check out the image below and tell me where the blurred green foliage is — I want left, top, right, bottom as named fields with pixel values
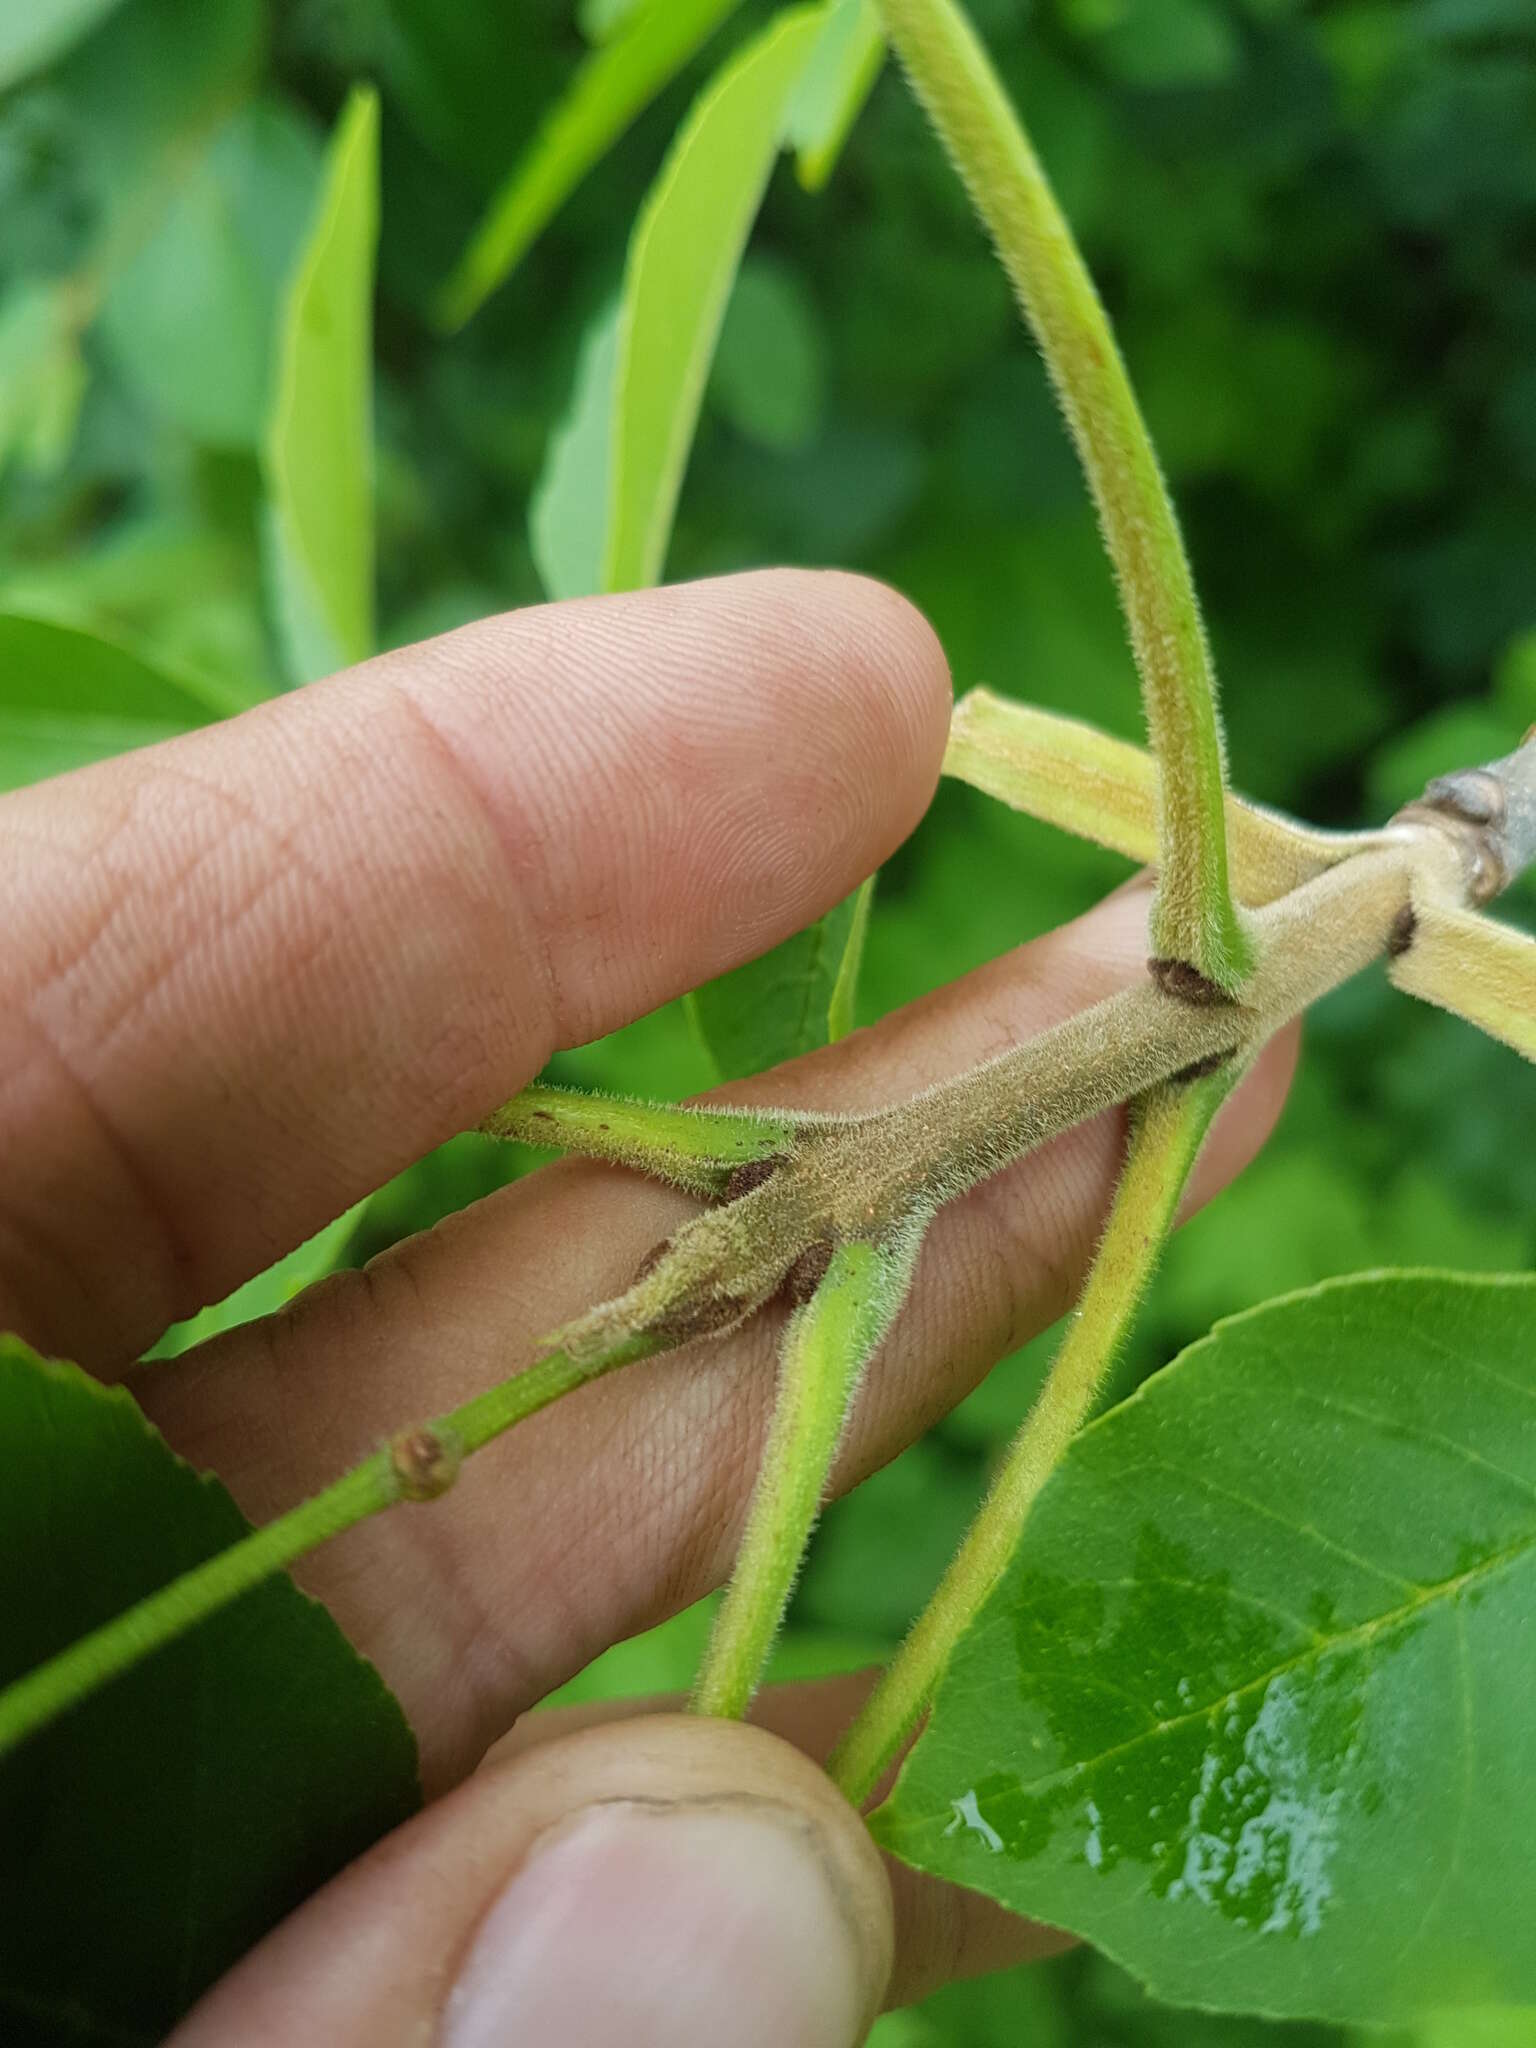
left=3, top=0, right=1534, bottom=2037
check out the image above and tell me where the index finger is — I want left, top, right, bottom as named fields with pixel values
left=0, top=572, right=949, bottom=1368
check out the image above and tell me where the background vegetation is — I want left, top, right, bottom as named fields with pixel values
left=2, top=0, right=1534, bottom=2039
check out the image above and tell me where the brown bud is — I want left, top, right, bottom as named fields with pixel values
left=648, top=1291, right=751, bottom=1345
left=1170, top=1049, right=1231, bottom=1085
left=632, top=1239, right=671, bottom=1286
left=1148, top=957, right=1231, bottom=1006
left=722, top=1156, right=779, bottom=1202
left=390, top=1425, right=461, bottom=1503
left=781, top=1239, right=835, bottom=1307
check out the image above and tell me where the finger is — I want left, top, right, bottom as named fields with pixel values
left=170, top=1715, right=895, bottom=2048
left=0, top=571, right=950, bottom=1368
left=489, top=1674, right=1075, bottom=2009
left=138, top=880, right=1298, bottom=1789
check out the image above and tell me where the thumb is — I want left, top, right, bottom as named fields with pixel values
left=170, top=1713, right=895, bottom=2048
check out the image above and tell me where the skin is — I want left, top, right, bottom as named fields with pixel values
left=0, top=571, right=1294, bottom=2043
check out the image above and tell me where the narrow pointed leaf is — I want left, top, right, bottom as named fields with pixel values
left=0, top=1335, right=419, bottom=2043
left=873, top=1271, right=1536, bottom=2025
left=827, top=873, right=876, bottom=1039
left=1391, top=899, right=1536, bottom=1063
left=434, top=0, right=746, bottom=329
left=604, top=6, right=825, bottom=592
left=786, top=0, right=884, bottom=191
left=147, top=1201, right=368, bottom=1361
left=262, top=86, right=378, bottom=686
left=529, top=297, right=621, bottom=602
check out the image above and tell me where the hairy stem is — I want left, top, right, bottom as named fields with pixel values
left=0, top=815, right=1433, bottom=1754
left=830, top=1066, right=1233, bottom=1805
left=0, top=1338, right=659, bottom=1757
left=874, top=0, right=1247, bottom=990
left=944, top=691, right=1397, bottom=910
left=692, top=1227, right=925, bottom=1719
left=483, top=1082, right=795, bottom=1196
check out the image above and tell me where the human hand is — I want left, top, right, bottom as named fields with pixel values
left=1, top=571, right=1294, bottom=2045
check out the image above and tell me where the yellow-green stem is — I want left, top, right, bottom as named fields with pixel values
left=874, top=0, right=1248, bottom=991
left=830, top=1068, right=1231, bottom=1804
left=0, top=1337, right=657, bottom=1758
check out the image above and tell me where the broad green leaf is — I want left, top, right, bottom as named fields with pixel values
left=604, top=5, right=826, bottom=591
left=99, top=101, right=322, bottom=450
left=0, top=0, right=128, bottom=93
left=874, top=1272, right=1536, bottom=2025
left=1389, top=2013, right=1536, bottom=2048
left=0, top=1335, right=419, bottom=2043
left=687, top=880, right=870, bottom=1081
left=434, top=0, right=747, bottom=329
left=0, top=613, right=246, bottom=794
left=529, top=296, right=621, bottom=601
left=709, top=253, right=827, bottom=451
left=786, top=0, right=884, bottom=191
left=262, top=86, right=378, bottom=686
left=146, top=1201, right=367, bottom=1362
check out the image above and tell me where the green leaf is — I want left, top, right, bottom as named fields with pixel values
left=827, top=872, right=875, bottom=1039
left=0, top=612, right=244, bottom=794
left=604, top=5, right=827, bottom=591
left=0, top=1335, right=419, bottom=2044
left=146, top=1201, right=367, bottom=1362
left=529, top=296, right=621, bottom=602
left=58, top=0, right=263, bottom=236
left=874, top=1271, right=1536, bottom=2025
left=786, top=0, right=884, bottom=191
left=99, top=100, right=322, bottom=450
left=687, top=881, right=872, bottom=1081
left=0, top=520, right=277, bottom=705
left=709, top=253, right=827, bottom=451
left=0, top=0, right=128, bottom=93
left=434, top=0, right=748, bottom=329
left=262, top=86, right=378, bottom=686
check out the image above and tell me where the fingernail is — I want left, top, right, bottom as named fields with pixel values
left=443, top=1799, right=873, bottom=2048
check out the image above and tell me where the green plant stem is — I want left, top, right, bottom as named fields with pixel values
left=829, top=1067, right=1232, bottom=1805
left=0, top=1339, right=657, bottom=1757
left=483, top=1082, right=796, bottom=1196
left=692, top=1230, right=923, bottom=1718
left=874, top=0, right=1247, bottom=991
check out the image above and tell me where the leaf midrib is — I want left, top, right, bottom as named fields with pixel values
left=891, top=1526, right=1533, bottom=1827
